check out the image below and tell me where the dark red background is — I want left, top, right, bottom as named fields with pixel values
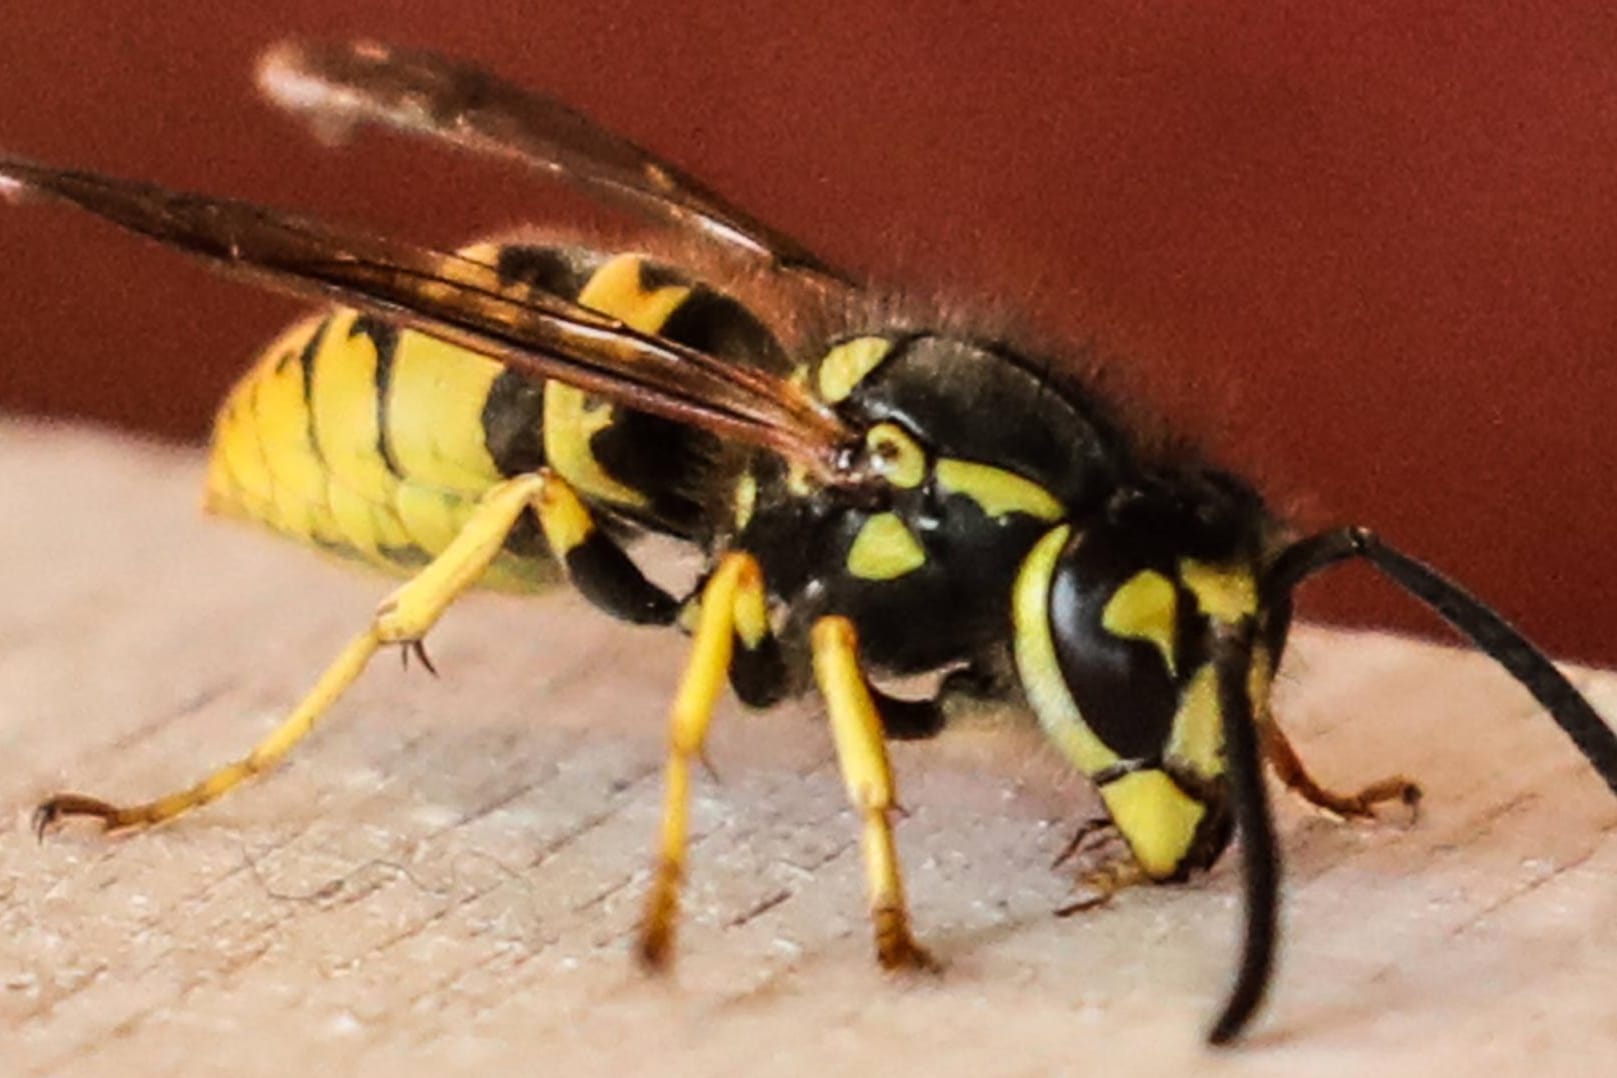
left=1, top=3, right=1613, bottom=665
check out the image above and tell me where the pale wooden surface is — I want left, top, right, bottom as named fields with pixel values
left=2, top=421, right=1616, bottom=1077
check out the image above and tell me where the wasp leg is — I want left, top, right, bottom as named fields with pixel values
left=1048, top=820, right=1147, bottom=917
left=1053, top=855, right=1152, bottom=918
left=638, top=552, right=765, bottom=968
left=811, top=616, right=937, bottom=971
left=1260, top=718, right=1421, bottom=820
left=724, top=591, right=788, bottom=710
left=549, top=499, right=679, bottom=627
left=34, top=471, right=667, bottom=836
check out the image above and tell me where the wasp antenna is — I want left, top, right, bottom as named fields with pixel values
left=1266, top=527, right=1617, bottom=796
left=1206, top=621, right=1280, bottom=1046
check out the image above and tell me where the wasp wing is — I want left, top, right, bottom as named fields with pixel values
left=0, top=156, right=862, bottom=485
left=256, top=39, right=851, bottom=290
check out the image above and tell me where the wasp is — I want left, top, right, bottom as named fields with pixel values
left=5, top=40, right=1615, bottom=1045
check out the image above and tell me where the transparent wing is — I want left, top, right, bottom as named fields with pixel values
left=257, top=39, right=853, bottom=289
left=0, top=156, right=865, bottom=486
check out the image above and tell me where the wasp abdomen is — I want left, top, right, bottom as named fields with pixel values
left=204, top=304, right=563, bottom=589
left=204, top=244, right=788, bottom=587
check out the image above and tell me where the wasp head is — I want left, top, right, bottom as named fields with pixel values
left=1012, top=467, right=1282, bottom=880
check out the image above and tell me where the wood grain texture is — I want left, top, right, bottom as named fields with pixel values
left=3, top=422, right=1616, bottom=1076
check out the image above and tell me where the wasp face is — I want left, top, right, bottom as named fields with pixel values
left=1013, top=472, right=1279, bottom=879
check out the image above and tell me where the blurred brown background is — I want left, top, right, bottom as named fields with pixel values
left=0, top=2, right=1613, bottom=666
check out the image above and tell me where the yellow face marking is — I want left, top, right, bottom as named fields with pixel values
left=1101, top=570, right=1179, bottom=676
left=846, top=512, right=927, bottom=581
left=1179, top=559, right=1258, bottom=623
left=1011, top=526, right=1120, bottom=776
left=865, top=423, right=927, bottom=489
left=1098, top=770, right=1207, bottom=880
left=816, top=336, right=894, bottom=403
left=1166, top=665, right=1226, bottom=780
left=934, top=458, right=1064, bottom=521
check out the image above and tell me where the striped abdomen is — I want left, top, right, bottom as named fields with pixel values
left=204, top=245, right=788, bottom=589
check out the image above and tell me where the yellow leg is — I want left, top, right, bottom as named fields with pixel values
left=811, top=616, right=936, bottom=971
left=638, top=551, right=764, bottom=969
left=35, top=472, right=574, bottom=836
left=1261, top=718, right=1421, bottom=820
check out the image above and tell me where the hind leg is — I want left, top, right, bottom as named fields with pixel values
left=34, top=471, right=674, bottom=836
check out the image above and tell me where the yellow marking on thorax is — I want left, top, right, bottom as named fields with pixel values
left=1098, top=770, right=1206, bottom=880
left=935, top=458, right=1064, bottom=521
left=1166, top=665, right=1225, bottom=780
left=1101, top=570, right=1179, bottom=676
left=1180, top=559, right=1257, bottom=622
left=543, top=254, right=689, bottom=508
left=846, top=513, right=927, bottom=581
left=1011, top=526, right=1120, bottom=775
left=733, top=474, right=758, bottom=530
left=786, top=461, right=816, bottom=497
left=865, top=423, right=926, bottom=488
left=817, top=336, right=894, bottom=403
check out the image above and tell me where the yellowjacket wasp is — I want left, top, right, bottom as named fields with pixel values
left=4, top=40, right=1614, bottom=1044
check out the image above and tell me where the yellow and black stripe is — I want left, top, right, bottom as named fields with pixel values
left=18, top=47, right=1617, bottom=1050
left=205, top=244, right=788, bottom=588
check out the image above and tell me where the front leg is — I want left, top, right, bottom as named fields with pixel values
left=1048, top=821, right=1152, bottom=917
left=34, top=471, right=648, bottom=835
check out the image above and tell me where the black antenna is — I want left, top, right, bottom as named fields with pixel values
left=1206, top=620, right=1279, bottom=1045
left=1266, top=527, right=1617, bottom=795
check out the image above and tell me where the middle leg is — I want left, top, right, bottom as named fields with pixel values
left=811, top=615, right=936, bottom=971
